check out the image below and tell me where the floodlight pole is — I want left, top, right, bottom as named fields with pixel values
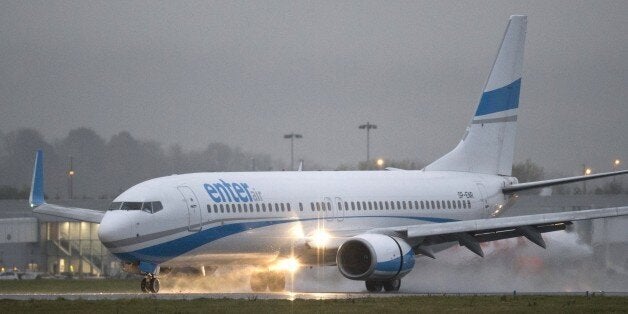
left=359, top=122, right=377, bottom=162
left=284, top=133, right=303, bottom=171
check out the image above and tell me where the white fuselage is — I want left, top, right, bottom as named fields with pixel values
left=97, top=170, right=516, bottom=268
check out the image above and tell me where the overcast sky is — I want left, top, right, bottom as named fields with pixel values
left=1, top=1, right=626, bottom=175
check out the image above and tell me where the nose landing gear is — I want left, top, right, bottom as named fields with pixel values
left=141, top=275, right=160, bottom=293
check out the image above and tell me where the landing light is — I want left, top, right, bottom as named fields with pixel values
left=310, top=229, right=331, bottom=248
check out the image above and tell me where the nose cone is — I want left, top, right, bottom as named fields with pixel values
left=98, top=211, right=132, bottom=248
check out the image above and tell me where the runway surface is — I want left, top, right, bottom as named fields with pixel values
left=1, top=291, right=626, bottom=301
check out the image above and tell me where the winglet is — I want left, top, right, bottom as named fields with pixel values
left=297, top=160, right=303, bottom=171
left=29, top=150, right=45, bottom=207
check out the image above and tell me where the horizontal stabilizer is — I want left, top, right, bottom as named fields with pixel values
left=503, top=169, right=628, bottom=193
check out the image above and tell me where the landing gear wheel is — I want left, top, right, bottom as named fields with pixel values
left=250, top=272, right=267, bottom=292
left=140, top=277, right=149, bottom=293
left=149, top=277, right=160, bottom=293
left=268, top=271, right=286, bottom=292
left=383, top=278, right=401, bottom=292
left=365, top=281, right=383, bottom=292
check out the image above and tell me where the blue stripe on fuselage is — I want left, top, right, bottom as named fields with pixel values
left=112, top=216, right=456, bottom=264
left=474, top=79, right=521, bottom=116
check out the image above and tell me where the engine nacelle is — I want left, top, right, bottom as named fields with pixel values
left=336, top=234, right=415, bottom=281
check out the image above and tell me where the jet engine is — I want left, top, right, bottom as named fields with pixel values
left=336, top=234, right=415, bottom=281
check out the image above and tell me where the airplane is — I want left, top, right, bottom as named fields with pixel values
left=28, top=15, right=627, bottom=294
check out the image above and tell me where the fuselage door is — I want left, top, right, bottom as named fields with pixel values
left=178, top=186, right=202, bottom=232
left=323, top=197, right=334, bottom=221
left=475, top=182, right=489, bottom=217
left=335, top=197, right=344, bottom=222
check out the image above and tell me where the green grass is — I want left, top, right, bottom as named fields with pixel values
left=0, top=296, right=626, bottom=313
left=0, top=281, right=626, bottom=313
left=0, top=279, right=138, bottom=293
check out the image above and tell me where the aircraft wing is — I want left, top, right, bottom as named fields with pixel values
left=370, top=206, right=628, bottom=257
left=33, top=203, right=105, bottom=223
left=29, top=150, right=105, bottom=224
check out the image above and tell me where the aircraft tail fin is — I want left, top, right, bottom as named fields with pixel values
left=425, top=15, right=526, bottom=176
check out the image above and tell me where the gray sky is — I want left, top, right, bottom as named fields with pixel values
left=1, top=1, right=626, bottom=175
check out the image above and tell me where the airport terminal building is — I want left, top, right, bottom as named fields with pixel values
left=0, top=200, right=120, bottom=277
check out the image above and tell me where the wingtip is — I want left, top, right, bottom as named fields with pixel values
left=29, top=149, right=45, bottom=207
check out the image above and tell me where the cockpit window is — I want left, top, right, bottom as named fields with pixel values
left=141, top=202, right=152, bottom=213
left=108, top=202, right=122, bottom=211
left=109, top=201, right=164, bottom=213
left=121, top=202, right=142, bottom=211
left=151, top=201, right=163, bottom=213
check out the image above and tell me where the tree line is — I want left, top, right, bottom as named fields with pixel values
left=0, top=128, right=278, bottom=200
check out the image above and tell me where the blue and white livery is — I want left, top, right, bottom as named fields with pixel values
left=29, top=15, right=628, bottom=293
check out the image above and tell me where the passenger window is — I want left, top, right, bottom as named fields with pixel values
left=362, top=202, right=367, bottom=210
left=447, top=200, right=451, bottom=209
left=402, top=201, right=407, bottom=209
left=373, top=202, right=378, bottom=210
left=385, top=201, right=389, bottom=210
left=368, top=202, right=373, bottom=210
left=311, top=202, right=315, bottom=211
left=430, top=201, right=435, bottom=209
left=344, top=202, right=349, bottom=210
left=316, top=203, right=321, bottom=211
left=351, top=202, right=356, bottom=210
left=299, top=203, right=303, bottom=211
left=452, top=201, right=456, bottom=209
left=275, top=203, right=280, bottom=212
left=232, top=204, right=237, bottom=213
left=436, top=201, right=440, bottom=210
left=467, top=200, right=471, bottom=208
left=396, top=201, right=400, bottom=209
left=108, top=202, right=122, bottom=211
left=414, top=201, right=419, bottom=209
left=287, top=203, right=291, bottom=212
left=281, top=203, right=285, bottom=212
left=357, top=202, right=361, bottom=210
left=379, top=201, right=383, bottom=210
left=457, top=200, right=462, bottom=209
left=238, top=204, right=242, bottom=213
left=262, top=203, right=266, bottom=212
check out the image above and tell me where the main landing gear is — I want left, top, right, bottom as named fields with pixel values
left=250, top=270, right=286, bottom=292
left=141, top=275, right=160, bottom=293
left=365, top=278, right=401, bottom=293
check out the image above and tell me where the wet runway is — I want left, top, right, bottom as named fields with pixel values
left=2, top=291, right=626, bottom=301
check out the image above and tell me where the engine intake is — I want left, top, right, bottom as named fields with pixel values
left=336, top=234, right=415, bottom=281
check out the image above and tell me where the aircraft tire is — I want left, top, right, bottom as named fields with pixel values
left=149, top=277, right=160, bottom=293
left=268, top=271, right=286, bottom=292
left=365, top=281, right=383, bottom=292
left=383, top=278, right=401, bottom=292
left=250, top=272, right=267, bottom=292
left=141, top=278, right=149, bottom=293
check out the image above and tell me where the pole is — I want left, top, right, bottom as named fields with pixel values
left=359, top=122, right=377, bottom=163
left=68, top=156, right=74, bottom=200
left=284, top=133, right=302, bottom=171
